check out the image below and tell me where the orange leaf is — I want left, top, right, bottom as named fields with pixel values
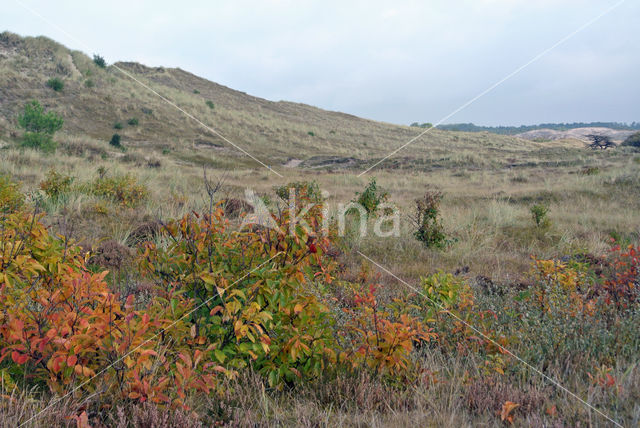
left=67, top=355, right=78, bottom=367
left=11, top=351, right=28, bottom=365
left=500, top=401, right=519, bottom=423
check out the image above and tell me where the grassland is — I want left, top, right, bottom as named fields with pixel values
left=1, top=31, right=640, bottom=426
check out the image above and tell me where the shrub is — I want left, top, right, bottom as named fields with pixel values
left=354, top=178, right=388, bottom=215
left=109, top=133, right=123, bottom=149
left=205, top=101, right=214, bottom=109
left=193, top=89, right=200, bottom=94
left=307, top=131, right=315, bottom=137
left=580, top=166, right=600, bottom=176
left=17, top=100, right=63, bottom=152
left=274, top=180, right=323, bottom=204
left=340, top=281, right=436, bottom=376
left=45, top=77, right=64, bottom=92
left=84, top=79, right=94, bottom=88
left=127, top=118, right=139, bottom=126
left=412, top=191, right=447, bottom=248
left=140, top=193, right=338, bottom=388
left=530, top=204, right=550, bottom=228
left=0, top=200, right=221, bottom=407
left=39, top=168, right=74, bottom=200
left=90, top=173, right=148, bottom=207
left=622, top=131, right=640, bottom=148
left=114, top=122, right=123, bottom=130
left=93, top=54, right=106, bottom=68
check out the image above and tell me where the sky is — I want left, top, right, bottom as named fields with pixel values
left=2, top=0, right=639, bottom=126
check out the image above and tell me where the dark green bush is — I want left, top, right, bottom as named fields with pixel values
left=113, top=122, right=123, bottom=130
left=93, top=54, right=106, bottom=68
left=127, top=118, right=139, bottom=126
left=45, top=77, right=64, bottom=92
left=205, top=100, right=214, bottom=109
left=109, top=133, right=122, bottom=149
left=84, top=79, right=95, bottom=88
left=307, top=131, right=315, bottom=137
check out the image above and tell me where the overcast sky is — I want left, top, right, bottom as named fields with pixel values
left=2, top=0, right=639, bottom=126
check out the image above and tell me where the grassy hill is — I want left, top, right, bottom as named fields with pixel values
left=1, top=31, right=562, bottom=171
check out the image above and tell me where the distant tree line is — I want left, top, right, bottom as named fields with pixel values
left=409, top=122, right=640, bottom=134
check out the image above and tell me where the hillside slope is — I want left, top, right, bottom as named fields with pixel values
left=0, top=31, right=551, bottom=170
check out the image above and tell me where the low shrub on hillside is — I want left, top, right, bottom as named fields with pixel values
left=128, top=118, right=139, bottom=126
left=109, top=133, right=123, bottom=148
left=45, top=77, right=64, bottom=92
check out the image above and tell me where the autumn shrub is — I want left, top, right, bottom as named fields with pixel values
left=90, top=173, right=149, bottom=207
left=481, top=251, right=640, bottom=373
left=139, top=189, right=338, bottom=388
left=39, top=168, right=74, bottom=200
left=338, top=281, right=436, bottom=377
left=0, top=194, right=227, bottom=407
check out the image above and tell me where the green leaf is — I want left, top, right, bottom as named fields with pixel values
left=214, top=349, right=226, bottom=363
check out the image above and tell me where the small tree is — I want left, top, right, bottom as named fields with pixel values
left=412, top=190, right=447, bottom=249
left=530, top=204, right=550, bottom=228
left=17, top=100, right=63, bottom=152
left=355, top=178, right=388, bottom=215
left=93, top=54, right=106, bottom=68
left=586, top=134, right=616, bottom=150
